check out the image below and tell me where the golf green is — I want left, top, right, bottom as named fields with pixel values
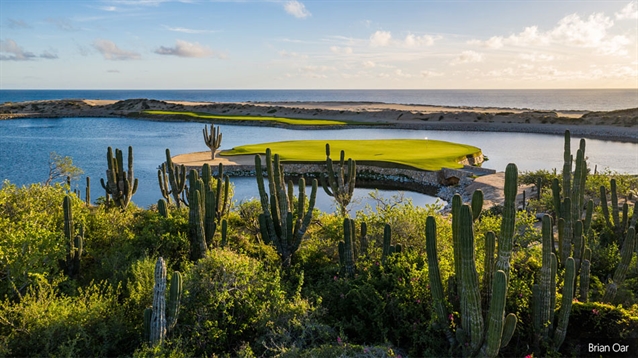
left=221, top=139, right=482, bottom=171
left=142, top=110, right=351, bottom=126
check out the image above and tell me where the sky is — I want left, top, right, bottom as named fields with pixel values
left=0, top=0, right=636, bottom=89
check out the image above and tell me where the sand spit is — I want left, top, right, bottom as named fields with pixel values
left=1, top=98, right=636, bottom=142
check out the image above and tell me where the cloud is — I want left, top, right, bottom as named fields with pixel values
left=394, top=69, right=412, bottom=78
left=93, top=39, right=141, bottom=60
left=46, top=18, right=78, bottom=31
left=164, top=26, right=217, bottom=34
left=370, top=31, right=436, bottom=47
left=0, top=39, right=36, bottom=61
left=450, top=50, right=484, bottom=65
left=154, top=39, right=215, bottom=58
left=370, top=31, right=392, bottom=47
left=39, top=50, right=58, bottom=59
left=98, top=6, right=119, bottom=11
left=468, top=12, right=627, bottom=55
left=330, top=46, right=353, bottom=55
left=362, top=61, right=376, bottom=68
left=420, top=70, right=444, bottom=78
left=7, top=19, right=31, bottom=29
left=284, top=1, right=311, bottom=19
left=616, top=2, right=638, bottom=19
left=403, top=33, right=435, bottom=47
left=278, top=50, right=307, bottom=58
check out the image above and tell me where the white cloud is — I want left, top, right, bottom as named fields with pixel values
left=93, top=39, right=140, bottom=60
left=403, top=33, right=435, bottom=47
left=616, top=2, right=638, bottom=19
left=164, top=26, right=217, bottom=34
left=420, top=70, right=444, bottom=78
left=370, top=31, right=392, bottom=47
left=598, top=35, right=631, bottom=56
left=468, top=36, right=503, bottom=49
left=154, top=40, right=215, bottom=58
left=362, top=61, right=376, bottom=68
left=551, top=13, right=612, bottom=47
left=0, top=39, right=35, bottom=61
left=330, top=46, right=353, bottom=55
left=39, top=50, right=58, bottom=59
left=284, top=1, right=311, bottom=19
left=451, top=50, right=484, bottom=65
left=278, top=50, right=307, bottom=58
left=394, top=69, right=412, bottom=78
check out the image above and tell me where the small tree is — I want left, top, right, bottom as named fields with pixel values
left=45, top=152, right=83, bottom=186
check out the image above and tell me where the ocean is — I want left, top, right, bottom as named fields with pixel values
left=1, top=89, right=636, bottom=112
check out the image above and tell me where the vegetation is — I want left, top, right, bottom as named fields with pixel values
left=143, top=110, right=354, bottom=126
left=223, top=139, right=482, bottom=171
left=0, top=130, right=637, bottom=357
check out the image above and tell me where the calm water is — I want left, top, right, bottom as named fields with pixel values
left=1, top=89, right=636, bottom=111
left=0, top=117, right=636, bottom=209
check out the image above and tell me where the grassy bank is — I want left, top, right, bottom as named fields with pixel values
left=221, top=139, right=482, bottom=171
left=142, top=110, right=355, bottom=126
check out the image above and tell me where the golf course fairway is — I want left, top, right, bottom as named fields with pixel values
left=221, top=139, right=483, bottom=171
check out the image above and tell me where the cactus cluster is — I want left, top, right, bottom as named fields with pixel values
left=185, top=163, right=231, bottom=260
left=144, top=257, right=182, bottom=347
left=425, top=163, right=518, bottom=357
left=531, top=215, right=578, bottom=352
left=158, top=148, right=187, bottom=208
left=100, top=146, right=138, bottom=209
left=600, top=178, right=638, bottom=242
left=255, top=148, right=317, bottom=268
left=602, top=227, right=636, bottom=303
left=203, top=124, right=222, bottom=160
left=339, top=218, right=357, bottom=276
left=60, top=195, right=83, bottom=278
left=381, top=224, right=402, bottom=264
left=321, top=143, right=356, bottom=216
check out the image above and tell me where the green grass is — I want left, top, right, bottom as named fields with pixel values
left=142, top=110, right=354, bottom=126
left=221, top=139, right=482, bottom=171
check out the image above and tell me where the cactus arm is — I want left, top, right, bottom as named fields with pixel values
left=538, top=215, right=554, bottom=339
left=158, top=199, right=169, bottom=218
left=553, top=257, right=575, bottom=350
left=562, top=130, right=572, bottom=201
left=573, top=220, right=584, bottom=274
left=603, top=227, right=636, bottom=303
left=500, top=313, right=517, bottom=348
left=481, top=270, right=509, bottom=358
left=611, top=179, right=620, bottom=230
left=495, top=163, right=518, bottom=279
left=621, top=202, right=629, bottom=235
left=482, top=231, right=496, bottom=317
left=579, top=259, right=591, bottom=302
left=551, top=178, right=561, bottom=220
left=150, top=257, right=167, bottom=346
left=459, top=204, right=484, bottom=355
left=425, top=216, right=455, bottom=346
left=452, top=194, right=463, bottom=281
left=472, top=190, right=484, bottom=221
left=167, top=271, right=182, bottom=332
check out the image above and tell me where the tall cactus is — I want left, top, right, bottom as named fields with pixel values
left=146, top=257, right=182, bottom=347
left=256, top=149, right=317, bottom=267
left=100, top=146, right=138, bottom=209
left=338, top=218, right=356, bottom=276
left=61, top=195, right=83, bottom=278
left=602, top=227, right=636, bottom=303
left=161, top=148, right=187, bottom=208
left=321, top=143, right=356, bottom=216
left=495, top=163, right=518, bottom=280
left=203, top=124, right=222, bottom=159
left=85, top=176, right=91, bottom=206
left=381, top=223, right=401, bottom=264
left=425, top=205, right=516, bottom=358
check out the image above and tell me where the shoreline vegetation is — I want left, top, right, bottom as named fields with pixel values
left=0, top=98, right=636, bottom=142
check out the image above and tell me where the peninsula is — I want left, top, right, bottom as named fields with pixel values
left=1, top=98, right=636, bottom=142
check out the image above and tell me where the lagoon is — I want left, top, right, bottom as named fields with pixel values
left=0, top=116, right=636, bottom=210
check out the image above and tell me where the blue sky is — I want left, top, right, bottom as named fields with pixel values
left=1, top=0, right=636, bottom=89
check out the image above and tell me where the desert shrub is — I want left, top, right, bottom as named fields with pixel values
left=559, top=301, right=638, bottom=357
left=177, top=248, right=320, bottom=356
left=0, top=277, right=135, bottom=357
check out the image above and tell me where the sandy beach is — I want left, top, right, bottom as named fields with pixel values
left=1, top=98, right=636, bottom=142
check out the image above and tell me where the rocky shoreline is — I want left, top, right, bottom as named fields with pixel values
left=1, top=98, right=636, bottom=142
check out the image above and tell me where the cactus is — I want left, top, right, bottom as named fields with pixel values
left=359, top=222, right=368, bottom=256
left=100, top=146, right=138, bottom=209
left=147, top=257, right=182, bottom=346
left=482, top=231, right=496, bottom=316
left=338, top=218, right=356, bottom=276
left=425, top=204, right=517, bottom=358
left=188, top=187, right=207, bottom=260
left=321, top=143, right=356, bottom=216
left=579, top=259, right=591, bottom=302
left=219, top=219, right=228, bottom=248
left=602, top=227, right=636, bottom=303
left=495, top=163, right=518, bottom=280
left=381, top=224, right=401, bottom=264
left=61, top=195, right=83, bottom=278
left=85, top=176, right=91, bottom=206
left=203, top=124, right=222, bottom=159
left=162, top=149, right=187, bottom=208
left=255, top=149, right=317, bottom=267
left=158, top=199, right=169, bottom=218
left=553, top=257, right=576, bottom=350
left=600, top=179, right=636, bottom=241
left=471, top=189, right=484, bottom=221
